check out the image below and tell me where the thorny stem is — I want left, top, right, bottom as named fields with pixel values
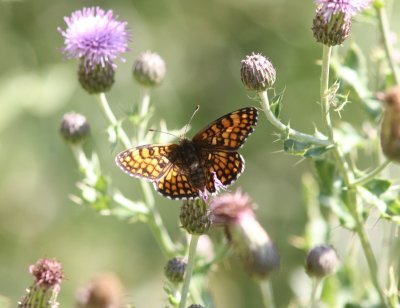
left=179, top=234, right=200, bottom=308
left=351, top=160, right=391, bottom=187
left=96, top=92, right=175, bottom=258
left=259, top=279, right=275, bottom=308
left=258, top=91, right=330, bottom=146
left=376, top=4, right=400, bottom=85
left=319, top=45, right=386, bottom=305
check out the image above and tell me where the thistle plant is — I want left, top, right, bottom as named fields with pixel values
left=49, top=1, right=400, bottom=307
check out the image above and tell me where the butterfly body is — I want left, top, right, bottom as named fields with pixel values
left=116, top=107, right=258, bottom=200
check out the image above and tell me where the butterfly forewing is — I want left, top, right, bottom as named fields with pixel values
left=116, top=144, right=178, bottom=181
left=192, top=107, right=258, bottom=150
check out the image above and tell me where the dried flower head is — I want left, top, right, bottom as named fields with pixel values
left=210, top=191, right=280, bottom=278
left=180, top=199, right=212, bottom=235
left=164, top=257, right=187, bottom=284
left=60, top=112, right=90, bottom=144
left=58, top=7, right=130, bottom=69
left=379, top=86, right=400, bottom=163
left=133, top=51, right=166, bottom=87
left=75, top=273, right=123, bottom=308
left=241, top=53, right=276, bottom=91
left=306, top=244, right=339, bottom=278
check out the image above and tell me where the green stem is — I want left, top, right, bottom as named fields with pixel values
left=96, top=92, right=175, bottom=258
left=137, top=88, right=151, bottom=143
left=351, top=160, right=391, bottom=187
left=70, top=143, right=97, bottom=185
left=309, top=278, right=322, bottom=308
left=319, top=45, right=386, bottom=305
left=258, top=91, right=330, bottom=146
left=376, top=5, right=400, bottom=85
left=259, top=279, right=275, bottom=308
left=179, top=234, right=200, bottom=308
left=97, top=93, right=132, bottom=148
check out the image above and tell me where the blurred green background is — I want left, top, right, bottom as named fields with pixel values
left=0, top=1, right=398, bottom=307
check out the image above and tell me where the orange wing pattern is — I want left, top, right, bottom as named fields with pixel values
left=193, top=107, right=258, bottom=150
left=115, top=144, right=178, bottom=181
left=204, top=151, right=244, bottom=192
left=154, top=165, right=199, bottom=199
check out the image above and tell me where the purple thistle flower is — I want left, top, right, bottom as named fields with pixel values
left=58, top=7, right=130, bottom=68
left=315, top=0, right=372, bottom=22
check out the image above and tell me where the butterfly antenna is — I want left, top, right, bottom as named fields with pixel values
left=148, top=128, right=179, bottom=138
left=183, top=105, right=200, bottom=138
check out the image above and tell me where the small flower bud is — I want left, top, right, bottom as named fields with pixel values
left=312, top=9, right=351, bottom=46
left=75, top=272, right=123, bottom=308
left=240, top=53, right=276, bottom=91
left=380, top=86, right=400, bottom=163
left=306, top=244, right=339, bottom=278
left=211, top=191, right=280, bottom=279
left=19, top=258, right=64, bottom=308
left=164, top=257, right=187, bottom=284
left=188, top=305, right=204, bottom=308
left=133, top=51, right=166, bottom=87
left=180, top=199, right=211, bottom=235
left=60, top=112, right=90, bottom=144
left=78, top=61, right=115, bottom=94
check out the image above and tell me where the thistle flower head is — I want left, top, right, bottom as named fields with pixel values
left=58, top=7, right=130, bottom=68
left=29, top=258, right=64, bottom=288
left=133, top=51, right=166, bottom=87
left=164, top=257, right=187, bottom=284
left=180, top=199, right=212, bottom=235
left=210, top=191, right=280, bottom=278
left=60, top=112, right=90, bottom=144
left=315, top=0, right=372, bottom=22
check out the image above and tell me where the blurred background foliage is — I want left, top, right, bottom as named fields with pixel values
left=0, top=0, right=399, bottom=307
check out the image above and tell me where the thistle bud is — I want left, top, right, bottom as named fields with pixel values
left=306, top=244, right=339, bottom=278
left=133, top=51, right=166, bottom=87
left=240, top=53, right=276, bottom=91
left=60, top=112, right=90, bottom=144
left=188, top=305, right=204, bottom=308
left=379, top=86, right=400, bottom=163
left=312, top=10, right=351, bottom=46
left=210, top=191, right=280, bottom=279
left=164, top=257, right=187, bottom=284
left=180, top=199, right=211, bottom=235
left=78, top=61, right=115, bottom=94
left=75, top=273, right=123, bottom=308
left=19, top=258, right=64, bottom=308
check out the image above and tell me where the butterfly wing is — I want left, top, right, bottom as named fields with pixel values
left=203, top=151, right=245, bottom=193
left=155, top=164, right=199, bottom=199
left=192, top=107, right=258, bottom=150
left=115, top=144, right=179, bottom=181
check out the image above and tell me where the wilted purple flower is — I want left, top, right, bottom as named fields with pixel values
left=58, top=7, right=130, bottom=68
left=315, top=0, right=372, bottom=22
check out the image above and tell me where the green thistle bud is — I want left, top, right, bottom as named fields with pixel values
left=312, top=9, right=351, bottom=46
left=60, top=112, right=90, bottom=144
left=211, top=191, right=280, bottom=279
left=133, top=51, right=166, bottom=87
left=187, top=305, right=204, bottom=308
left=75, top=273, right=123, bottom=308
left=164, top=257, right=187, bottom=284
left=19, top=258, right=64, bottom=308
left=180, top=199, right=211, bottom=235
left=306, top=244, right=339, bottom=278
left=379, top=86, right=400, bottom=163
left=240, top=53, right=276, bottom=91
left=78, top=60, right=115, bottom=94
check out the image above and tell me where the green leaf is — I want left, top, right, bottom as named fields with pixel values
left=283, top=139, right=311, bottom=156
left=304, top=146, right=331, bottom=158
left=314, top=160, right=336, bottom=195
left=362, top=178, right=391, bottom=197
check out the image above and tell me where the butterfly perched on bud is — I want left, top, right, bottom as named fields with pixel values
left=115, top=107, right=258, bottom=200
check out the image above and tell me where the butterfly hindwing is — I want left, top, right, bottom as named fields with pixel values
left=115, top=144, right=178, bottom=181
left=155, top=165, right=199, bottom=199
left=192, top=107, right=258, bottom=150
left=203, top=151, right=245, bottom=192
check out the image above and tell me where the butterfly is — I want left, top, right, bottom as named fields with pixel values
left=115, top=107, right=258, bottom=200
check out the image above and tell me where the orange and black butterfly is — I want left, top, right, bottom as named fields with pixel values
left=115, top=107, right=258, bottom=200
